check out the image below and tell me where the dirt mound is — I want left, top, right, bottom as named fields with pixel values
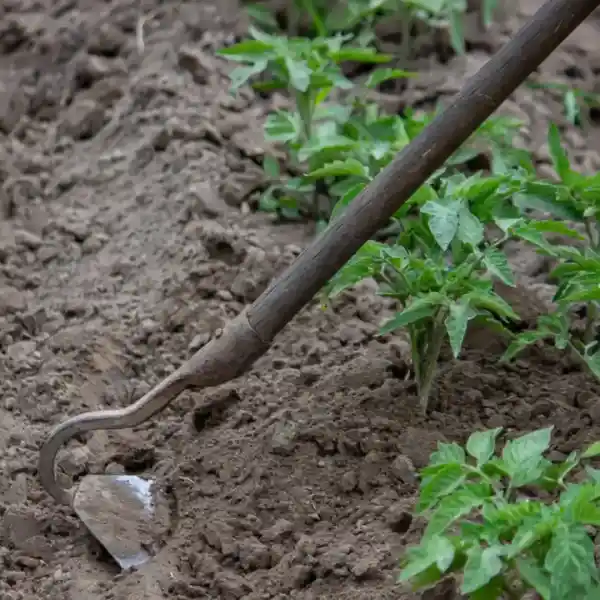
left=1, top=0, right=600, bottom=599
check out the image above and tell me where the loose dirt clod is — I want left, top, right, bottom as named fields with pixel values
left=2, top=0, right=600, bottom=598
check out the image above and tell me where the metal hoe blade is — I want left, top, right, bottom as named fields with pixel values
left=72, top=474, right=166, bottom=570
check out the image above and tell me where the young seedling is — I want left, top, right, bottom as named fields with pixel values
left=399, top=426, right=600, bottom=599
left=527, top=81, right=600, bottom=129
left=322, top=170, right=535, bottom=412
left=502, top=124, right=600, bottom=380
left=217, top=26, right=404, bottom=220
left=244, top=0, right=499, bottom=57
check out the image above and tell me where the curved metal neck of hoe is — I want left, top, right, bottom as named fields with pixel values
left=38, top=314, right=270, bottom=505
left=38, top=369, right=191, bottom=505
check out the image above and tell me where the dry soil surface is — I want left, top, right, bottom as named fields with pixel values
left=2, top=0, right=600, bottom=599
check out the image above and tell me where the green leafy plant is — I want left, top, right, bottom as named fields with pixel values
left=399, top=426, right=600, bottom=599
left=244, top=0, right=500, bottom=57
left=321, top=169, right=542, bottom=411
left=528, top=81, right=600, bottom=129
left=502, top=124, right=600, bottom=380
left=218, top=26, right=409, bottom=220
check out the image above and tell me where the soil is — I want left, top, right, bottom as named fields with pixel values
left=1, top=0, right=600, bottom=598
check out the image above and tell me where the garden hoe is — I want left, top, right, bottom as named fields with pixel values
left=37, top=0, right=600, bottom=571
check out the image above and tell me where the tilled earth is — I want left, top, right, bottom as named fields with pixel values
left=2, top=0, right=600, bottom=598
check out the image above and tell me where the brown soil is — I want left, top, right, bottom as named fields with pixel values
left=1, top=0, right=600, bottom=598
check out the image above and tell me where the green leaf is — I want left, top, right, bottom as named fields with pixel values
left=263, top=155, right=280, bottom=179
left=516, top=557, right=551, bottom=600
left=330, top=182, right=365, bottom=221
left=583, top=441, right=600, bottom=459
left=330, top=47, right=393, bottom=63
left=217, top=40, right=273, bottom=61
left=481, top=0, right=498, bottom=28
left=466, top=290, right=520, bottom=321
left=307, top=158, right=369, bottom=180
left=482, top=248, right=515, bottom=286
left=564, top=89, right=580, bottom=124
left=379, top=294, right=445, bottom=335
left=545, top=525, right=597, bottom=595
left=470, top=577, right=504, bottom=600
left=445, top=300, right=473, bottom=358
left=228, top=60, right=269, bottom=90
left=501, top=329, right=548, bottom=362
left=424, top=485, right=490, bottom=538
left=417, top=463, right=466, bottom=512
left=264, top=110, right=301, bottom=142
left=466, top=428, right=502, bottom=466
left=421, top=200, right=461, bottom=251
left=365, top=68, right=416, bottom=88
left=502, top=427, right=553, bottom=487
left=429, top=442, right=466, bottom=466
left=457, top=205, right=484, bottom=246
left=526, top=219, right=585, bottom=240
left=461, top=546, right=504, bottom=594
left=448, top=10, right=466, bottom=56
left=548, top=123, right=572, bottom=183
left=563, top=483, right=600, bottom=526
left=284, top=56, right=312, bottom=92
left=398, top=535, right=455, bottom=582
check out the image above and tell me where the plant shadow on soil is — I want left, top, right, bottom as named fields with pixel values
left=1, top=0, right=600, bottom=599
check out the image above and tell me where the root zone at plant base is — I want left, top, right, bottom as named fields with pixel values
left=2, top=0, right=600, bottom=599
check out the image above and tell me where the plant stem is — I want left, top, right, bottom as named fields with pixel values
left=409, top=324, right=423, bottom=388
left=416, top=312, right=447, bottom=413
left=583, top=218, right=599, bottom=344
left=584, top=302, right=597, bottom=345
left=287, top=0, right=299, bottom=36
left=397, top=2, right=412, bottom=66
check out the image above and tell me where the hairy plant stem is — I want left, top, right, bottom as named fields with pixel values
left=414, top=310, right=447, bottom=413
left=583, top=217, right=599, bottom=344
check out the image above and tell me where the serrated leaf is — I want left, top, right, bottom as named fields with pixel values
left=307, top=158, right=369, bottom=180
left=467, top=428, right=502, bottom=466
left=365, top=67, right=416, bottom=88
left=548, top=123, right=573, bottom=183
left=562, top=483, right=600, bottom=526
left=417, top=464, right=466, bottom=512
left=545, top=525, right=597, bottom=595
left=398, top=535, right=455, bottom=581
left=379, top=294, right=445, bottom=335
left=502, top=427, right=553, bottom=487
left=466, top=290, right=520, bottom=321
left=330, top=182, right=365, bottom=221
left=461, top=546, right=503, bottom=594
left=457, top=205, right=484, bottom=246
left=483, top=248, right=515, bottom=286
left=445, top=300, right=473, bottom=358
left=284, top=56, right=311, bottom=92
left=264, top=110, right=301, bottom=142
left=517, top=557, right=551, bottom=600
left=501, top=329, right=548, bottom=362
left=583, top=441, right=600, bottom=459
left=429, top=442, right=466, bottom=466
left=527, top=219, right=585, bottom=240
left=424, top=486, right=490, bottom=538
left=422, top=200, right=461, bottom=251
left=228, top=60, right=269, bottom=90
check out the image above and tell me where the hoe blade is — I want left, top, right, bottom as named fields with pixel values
left=72, top=474, right=169, bottom=570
